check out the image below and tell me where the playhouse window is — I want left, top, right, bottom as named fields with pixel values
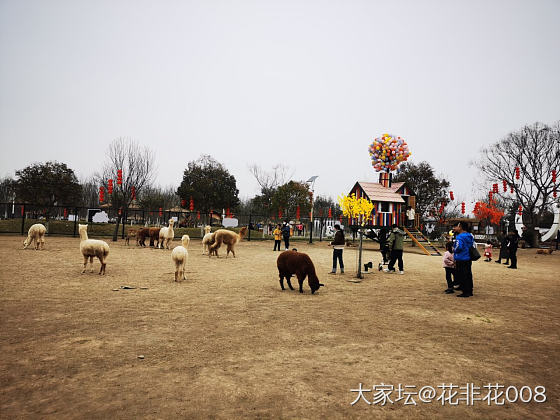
left=380, top=202, right=390, bottom=213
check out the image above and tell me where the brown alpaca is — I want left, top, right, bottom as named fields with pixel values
left=137, top=228, right=150, bottom=247
left=125, top=229, right=137, bottom=246
left=208, top=226, right=248, bottom=258
left=276, top=250, right=324, bottom=294
left=536, top=248, right=553, bottom=255
left=149, top=227, right=162, bottom=247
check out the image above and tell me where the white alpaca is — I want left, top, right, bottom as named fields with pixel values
left=171, top=234, right=190, bottom=281
left=159, top=219, right=175, bottom=249
left=201, top=225, right=214, bottom=255
left=23, top=223, right=46, bottom=250
left=78, top=224, right=109, bottom=275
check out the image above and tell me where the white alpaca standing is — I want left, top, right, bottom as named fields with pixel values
left=78, top=224, right=110, bottom=275
left=201, top=225, right=214, bottom=255
left=159, top=219, right=175, bottom=249
left=171, top=234, right=190, bottom=281
left=23, top=223, right=46, bottom=250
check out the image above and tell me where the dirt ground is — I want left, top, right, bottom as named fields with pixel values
left=1, top=234, right=559, bottom=419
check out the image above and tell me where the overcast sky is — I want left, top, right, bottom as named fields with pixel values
left=1, top=0, right=559, bottom=207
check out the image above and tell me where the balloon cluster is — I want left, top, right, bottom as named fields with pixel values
left=368, top=133, right=411, bottom=172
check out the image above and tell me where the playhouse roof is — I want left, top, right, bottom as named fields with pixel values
left=354, top=181, right=406, bottom=204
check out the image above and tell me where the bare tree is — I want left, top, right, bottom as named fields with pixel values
left=248, top=164, right=293, bottom=192
left=96, top=138, right=156, bottom=241
left=79, top=176, right=101, bottom=208
left=473, top=122, right=559, bottom=241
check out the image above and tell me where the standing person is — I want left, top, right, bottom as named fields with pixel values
left=328, top=224, right=345, bottom=274
left=507, top=229, right=520, bottom=269
left=406, top=206, right=415, bottom=228
left=453, top=221, right=474, bottom=297
left=442, top=241, right=456, bottom=294
left=495, top=230, right=509, bottom=264
left=384, top=224, right=405, bottom=275
left=273, top=224, right=282, bottom=251
left=378, top=227, right=390, bottom=268
left=281, top=222, right=291, bottom=250
left=484, top=240, right=493, bottom=262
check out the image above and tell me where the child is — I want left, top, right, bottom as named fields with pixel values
left=443, top=242, right=455, bottom=294
left=484, top=240, right=493, bottom=262
left=272, top=224, right=282, bottom=251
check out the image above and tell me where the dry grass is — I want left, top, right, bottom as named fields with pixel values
left=1, top=235, right=559, bottom=419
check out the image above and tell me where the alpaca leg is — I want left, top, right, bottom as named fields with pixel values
left=89, top=256, right=94, bottom=273
left=98, top=256, right=103, bottom=275
left=286, top=274, right=294, bottom=290
left=82, top=255, right=88, bottom=273
left=40, top=238, right=45, bottom=250
left=297, top=273, right=306, bottom=293
left=279, top=274, right=286, bottom=290
left=226, top=244, right=232, bottom=258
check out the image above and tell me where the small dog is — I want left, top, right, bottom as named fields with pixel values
left=536, top=248, right=553, bottom=255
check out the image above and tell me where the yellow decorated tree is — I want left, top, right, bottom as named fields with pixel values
left=338, top=193, right=374, bottom=278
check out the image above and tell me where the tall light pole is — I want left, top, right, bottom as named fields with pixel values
left=306, top=176, right=318, bottom=244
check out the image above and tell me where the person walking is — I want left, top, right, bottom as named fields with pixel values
left=281, top=222, right=291, bottom=250
left=273, top=224, right=282, bottom=251
left=453, top=221, right=474, bottom=297
left=507, top=229, right=520, bottom=269
left=495, top=230, right=509, bottom=264
left=328, top=224, right=345, bottom=274
left=384, top=224, right=405, bottom=274
left=442, top=241, right=456, bottom=294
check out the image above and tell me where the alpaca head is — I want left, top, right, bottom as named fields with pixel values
left=181, top=234, right=190, bottom=247
left=78, top=224, right=89, bottom=239
left=238, top=226, right=248, bottom=239
left=169, top=219, right=175, bottom=227
left=204, top=225, right=211, bottom=234
left=23, top=238, right=30, bottom=249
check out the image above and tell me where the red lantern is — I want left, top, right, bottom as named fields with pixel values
left=296, top=206, right=300, bottom=220
left=515, top=166, right=520, bottom=180
left=107, top=179, right=113, bottom=194
left=510, top=185, right=514, bottom=194
left=552, top=170, right=557, bottom=183
left=328, top=207, right=332, bottom=218
left=278, top=209, right=282, bottom=219
left=226, top=208, right=231, bottom=218
left=449, top=191, right=454, bottom=201
left=339, top=214, right=342, bottom=223
left=197, top=211, right=200, bottom=220
left=553, top=188, right=557, bottom=198
left=131, top=186, right=136, bottom=200
left=181, top=199, right=186, bottom=207
left=118, top=208, right=122, bottom=215
left=99, top=186, right=105, bottom=203
left=493, top=183, right=499, bottom=193
left=461, top=202, right=465, bottom=214
left=502, top=180, right=507, bottom=192
left=64, top=208, right=68, bottom=218
left=21, top=207, right=24, bottom=216
left=159, top=207, right=163, bottom=217
left=117, top=169, right=123, bottom=186
left=518, top=205, right=523, bottom=216
left=189, top=196, right=194, bottom=211
left=488, top=191, right=493, bottom=202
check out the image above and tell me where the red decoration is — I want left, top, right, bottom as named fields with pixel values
left=118, top=208, right=122, bottom=215
left=107, top=179, right=113, bottom=194
left=339, top=214, right=342, bottom=223
left=64, top=208, right=68, bottom=218
left=159, top=207, right=163, bottom=217
left=473, top=201, right=505, bottom=225
left=197, top=211, right=200, bottom=220
left=278, top=209, right=282, bottom=219
left=21, top=207, right=24, bottom=216
left=99, top=186, right=105, bottom=203
left=552, top=170, right=557, bottom=183
left=493, top=183, right=499, bottom=193
left=461, top=202, right=465, bottom=214
left=189, top=196, right=194, bottom=211
left=488, top=191, right=493, bottom=202
left=131, top=186, right=136, bottom=200
left=502, top=180, right=507, bottom=192
left=328, top=207, right=332, bottom=218
left=226, top=208, right=231, bottom=218
left=181, top=199, right=186, bottom=207
left=518, top=205, right=523, bottom=216
left=510, top=185, right=514, bottom=194
left=117, top=169, right=123, bottom=186
left=449, top=191, right=454, bottom=201
left=553, top=188, right=557, bottom=198
left=515, top=166, right=520, bottom=180
left=296, top=206, right=300, bottom=219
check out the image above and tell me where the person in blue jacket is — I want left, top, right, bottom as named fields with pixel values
left=453, top=221, right=474, bottom=298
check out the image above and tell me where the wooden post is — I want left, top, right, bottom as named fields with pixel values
left=73, top=207, right=78, bottom=237
left=20, top=204, right=26, bottom=235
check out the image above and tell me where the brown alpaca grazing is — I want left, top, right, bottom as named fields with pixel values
left=125, top=229, right=137, bottom=246
left=276, top=250, right=324, bottom=294
left=208, top=227, right=248, bottom=258
left=536, top=248, right=553, bottom=255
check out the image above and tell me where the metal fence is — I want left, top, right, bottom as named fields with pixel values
left=0, top=202, right=351, bottom=242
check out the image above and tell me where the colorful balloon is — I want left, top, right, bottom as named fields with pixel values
left=368, top=133, right=411, bottom=172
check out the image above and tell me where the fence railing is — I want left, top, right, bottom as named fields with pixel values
left=0, top=203, right=349, bottom=242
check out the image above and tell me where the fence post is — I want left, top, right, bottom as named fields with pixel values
left=248, top=213, right=252, bottom=241
left=73, top=208, right=78, bottom=237
left=20, top=204, right=26, bottom=235
left=121, top=208, right=126, bottom=239
left=319, top=218, right=323, bottom=242
left=309, top=219, right=313, bottom=244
